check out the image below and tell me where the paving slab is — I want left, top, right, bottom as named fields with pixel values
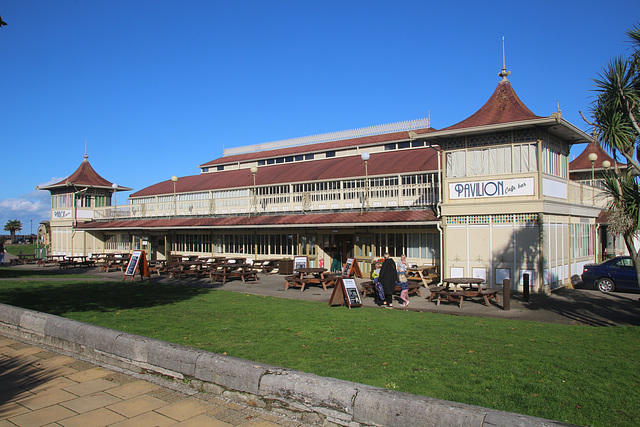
left=0, top=336, right=311, bottom=426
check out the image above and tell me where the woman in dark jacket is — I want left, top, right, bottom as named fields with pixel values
left=378, top=254, right=397, bottom=308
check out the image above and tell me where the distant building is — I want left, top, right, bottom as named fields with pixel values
left=40, top=69, right=607, bottom=293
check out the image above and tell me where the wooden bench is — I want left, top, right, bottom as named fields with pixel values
left=210, top=269, right=230, bottom=284
left=430, top=289, right=465, bottom=308
left=361, top=280, right=375, bottom=297
left=284, top=275, right=307, bottom=291
left=238, top=269, right=260, bottom=282
left=478, top=289, right=499, bottom=306
left=398, top=281, right=422, bottom=297
left=360, top=280, right=422, bottom=297
left=77, top=259, right=95, bottom=268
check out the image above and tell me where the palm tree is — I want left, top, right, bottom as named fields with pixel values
left=591, top=23, right=640, bottom=286
left=4, top=220, right=22, bottom=243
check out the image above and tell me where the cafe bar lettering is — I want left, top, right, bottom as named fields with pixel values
left=449, top=178, right=534, bottom=200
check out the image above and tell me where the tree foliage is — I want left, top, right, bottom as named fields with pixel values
left=4, top=220, right=22, bottom=243
left=591, top=23, right=640, bottom=285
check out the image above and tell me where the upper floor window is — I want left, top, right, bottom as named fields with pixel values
left=446, top=142, right=538, bottom=178
left=541, top=142, right=567, bottom=178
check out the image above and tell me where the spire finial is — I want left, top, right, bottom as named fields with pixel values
left=83, top=138, right=88, bottom=161
left=499, top=36, right=511, bottom=81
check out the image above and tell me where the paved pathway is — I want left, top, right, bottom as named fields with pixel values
left=0, top=335, right=308, bottom=427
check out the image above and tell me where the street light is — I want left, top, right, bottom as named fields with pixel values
left=360, top=152, right=370, bottom=215
left=171, top=176, right=178, bottom=217
left=112, top=183, right=118, bottom=218
left=250, top=166, right=258, bottom=216
left=588, top=153, right=597, bottom=205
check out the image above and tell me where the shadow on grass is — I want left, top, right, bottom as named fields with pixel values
left=0, top=281, right=211, bottom=316
left=0, top=267, right=97, bottom=279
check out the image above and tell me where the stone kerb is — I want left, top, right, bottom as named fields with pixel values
left=0, top=303, right=568, bottom=427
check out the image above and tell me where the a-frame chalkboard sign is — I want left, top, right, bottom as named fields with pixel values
left=123, top=250, right=151, bottom=282
left=341, top=257, right=363, bottom=278
left=328, top=277, right=363, bottom=308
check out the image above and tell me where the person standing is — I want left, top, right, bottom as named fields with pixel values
left=371, top=261, right=385, bottom=305
left=397, top=255, right=410, bottom=306
left=0, top=238, right=4, bottom=265
left=378, top=253, right=397, bottom=308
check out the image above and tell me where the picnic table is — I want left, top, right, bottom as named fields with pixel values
left=58, top=255, right=95, bottom=269
left=285, top=267, right=336, bottom=291
left=96, top=253, right=130, bottom=272
left=169, top=261, right=207, bottom=279
left=11, top=254, right=37, bottom=265
left=211, top=262, right=259, bottom=284
left=38, top=255, right=66, bottom=267
left=429, top=277, right=498, bottom=308
left=407, top=265, right=438, bottom=287
left=252, top=259, right=279, bottom=274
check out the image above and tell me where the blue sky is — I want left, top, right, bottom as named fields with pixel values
left=1, top=1, right=638, bottom=234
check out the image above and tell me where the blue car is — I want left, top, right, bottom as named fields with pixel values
left=581, top=256, right=639, bottom=293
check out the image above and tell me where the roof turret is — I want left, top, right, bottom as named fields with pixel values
left=38, top=155, right=132, bottom=192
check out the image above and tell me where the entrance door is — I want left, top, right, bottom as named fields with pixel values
left=323, top=234, right=354, bottom=272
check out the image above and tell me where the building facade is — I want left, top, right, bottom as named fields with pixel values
left=40, top=72, right=605, bottom=293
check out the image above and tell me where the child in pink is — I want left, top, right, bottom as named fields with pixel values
left=397, top=255, right=410, bottom=307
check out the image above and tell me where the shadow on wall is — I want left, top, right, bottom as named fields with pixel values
left=489, top=225, right=541, bottom=291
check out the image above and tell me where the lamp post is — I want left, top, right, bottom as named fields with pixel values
left=111, top=183, right=118, bottom=219
left=360, top=152, right=370, bottom=215
left=588, top=153, right=597, bottom=205
left=171, top=176, right=178, bottom=217
left=250, top=166, right=258, bottom=216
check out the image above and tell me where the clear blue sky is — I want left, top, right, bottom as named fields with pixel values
left=1, top=1, right=638, bottom=234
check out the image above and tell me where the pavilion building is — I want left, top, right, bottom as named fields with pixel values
left=40, top=69, right=605, bottom=293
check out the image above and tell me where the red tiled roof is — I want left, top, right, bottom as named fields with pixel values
left=76, top=210, right=438, bottom=230
left=569, top=141, right=621, bottom=171
left=40, top=159, right=130, bottom=191
left=596, top=210, right=610, bottom=224
left=201, top=127, right=437, bottom=167
left=132, top=146, right=439, bottom=198
left=441, top=80, right=542, bottom=131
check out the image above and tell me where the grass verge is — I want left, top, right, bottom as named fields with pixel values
left=0, top=279, right=638, bottom=426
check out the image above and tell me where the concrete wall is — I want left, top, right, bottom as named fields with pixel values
left=0, top=303, right=567, bottom=426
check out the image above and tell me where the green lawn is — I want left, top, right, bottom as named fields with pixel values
left=3, top=244, right=38, bottom=256
left=0, top=278, right=638, bottom=426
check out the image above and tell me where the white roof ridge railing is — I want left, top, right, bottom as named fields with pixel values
left=222, top=117, right=431, bottom=157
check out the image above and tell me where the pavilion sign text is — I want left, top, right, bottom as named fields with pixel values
left=449, top=177, right=534, bottom=200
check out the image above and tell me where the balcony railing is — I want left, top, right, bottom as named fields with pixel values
left=567, top=181, right=609, bottom=209
left=89, top=180, right=440, bottom=220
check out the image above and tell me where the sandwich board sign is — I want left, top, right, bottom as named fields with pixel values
left=341, top=257, right=363, bottom=278
left=329, top=277, right=362, bottom=308
left=123, top=250, right=151, bottom=282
